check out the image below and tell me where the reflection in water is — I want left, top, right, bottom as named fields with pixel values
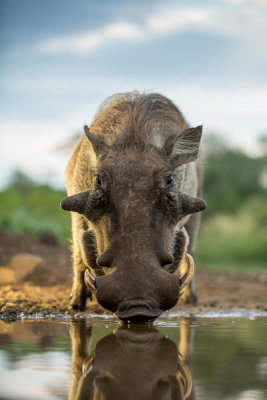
left=69, top=320, right=193, bottom=400
left=1, top=318, right=266, bottom=399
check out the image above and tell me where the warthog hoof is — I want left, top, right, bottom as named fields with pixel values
left=69, top=282, right=92, bottom=311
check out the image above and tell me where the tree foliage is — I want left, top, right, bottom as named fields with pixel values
left=203, top=134, right=267, bottom=217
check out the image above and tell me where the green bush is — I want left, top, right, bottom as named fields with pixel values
left=0, top=185, right=71, bottom=242
left=196, top=196, right=267, bottom=269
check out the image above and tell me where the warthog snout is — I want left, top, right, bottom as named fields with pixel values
left=85, top=254, right=194, bottom=322
left=94, top=268, right=180, bottom=322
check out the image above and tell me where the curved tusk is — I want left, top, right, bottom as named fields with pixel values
left=179, top=253, right=194, bottom=291
left=84, top=268, right=96, bottom=291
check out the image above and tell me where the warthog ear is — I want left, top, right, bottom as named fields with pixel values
left=179, top=192, right=207, bottom=216
left=164, top=125, right=203, bottom=168
left=84, top=125, right=109, bottom=156
left=60, top=190, right=90, bottom=214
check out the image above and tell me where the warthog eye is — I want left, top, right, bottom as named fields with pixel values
left=165, top=175, right=174, bottom=189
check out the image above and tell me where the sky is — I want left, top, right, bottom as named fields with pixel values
left=0, top=0, right=267, bottom=188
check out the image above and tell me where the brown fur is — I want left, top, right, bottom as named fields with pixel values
left=63, top=92, right=206, bottom=319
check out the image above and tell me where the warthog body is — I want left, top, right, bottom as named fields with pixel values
left=62, top=92, right=206, bottom=321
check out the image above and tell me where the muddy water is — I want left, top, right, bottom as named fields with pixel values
left=0, top=316, right=266, bottom=400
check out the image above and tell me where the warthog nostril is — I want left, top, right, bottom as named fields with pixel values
left=159, top=250, right=174, bottom=266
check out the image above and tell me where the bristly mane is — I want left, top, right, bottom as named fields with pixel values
left=90, top=92, right=188, bottom=150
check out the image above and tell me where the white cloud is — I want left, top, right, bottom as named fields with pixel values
left=36, top=2, right=267, bottom=60
left=147, top=8, right=210, bottom=34
left=37, top=8, right=212, bottom=54
left=212, top=1, right=267, bottom=57
left=225, top=0, right=265, bottom=4
left=38, top=21, right=145, bottom=54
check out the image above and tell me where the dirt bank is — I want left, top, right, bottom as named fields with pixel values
left=0, top=229, right=266, bottom=319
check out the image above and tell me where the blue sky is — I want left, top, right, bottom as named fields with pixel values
left=1, top=0, right=267, bottom=188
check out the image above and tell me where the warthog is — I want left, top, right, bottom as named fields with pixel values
left=61, top=92, right=206, bottom=321
left=69, top=320, right=193, bottom=400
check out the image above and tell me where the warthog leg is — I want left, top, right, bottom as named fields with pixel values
left=69, top=214, right=94, bottom=310
left=69, top=267, right=91, bottom=311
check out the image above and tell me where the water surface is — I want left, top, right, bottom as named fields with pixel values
left=0, top=316, right=266, bottom=399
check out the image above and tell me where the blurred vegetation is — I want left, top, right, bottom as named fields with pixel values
left=0, top=170, right=71, bottom=242
left=0, top=134, right=266, bottom=269
left=195, top=134, right=267, bottom=269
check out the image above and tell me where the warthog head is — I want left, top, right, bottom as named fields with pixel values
left=61, top=95, right=206, bottom=321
